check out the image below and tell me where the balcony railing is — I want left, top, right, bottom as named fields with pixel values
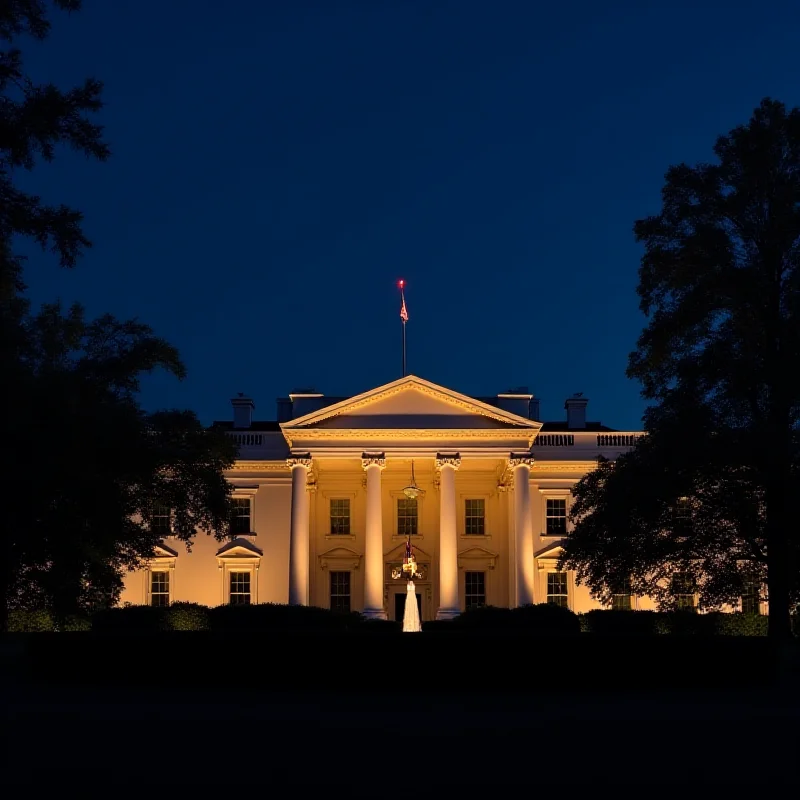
left=226, top=432, right=264, bottom=447
left=596, top=434, right=642, bottom=447
left=535, top=434, right=575, bottom=446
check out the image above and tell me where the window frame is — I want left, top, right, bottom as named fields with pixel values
left=230, top=496, right=253, bottom=536
left=546, top=571, right=570, bottom=609
left=396, top=495, right=419, bottom=537
left=151, top=502, right=172, bottom=536
left=329, top=498, right=352, bottom=536
left=611, top=578, right=633, bottom=611
left=149, top=569, right=171, bottom=607
left=671, top=571, right=697, bottom=611
left=464, top=570, right=486, bottom=610
left=538, top=489, right=572, bottom=537
left=464, top=498, right=486, bottom=536
left=329, top=570, right=352, bottom=613
left=229, top=570, right=252, bottom=605
left=741, top=578, right=762, bottom=615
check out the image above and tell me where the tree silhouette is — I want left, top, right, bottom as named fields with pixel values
left=565, top=99, right=800, bottom=638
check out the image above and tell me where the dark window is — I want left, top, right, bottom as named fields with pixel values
left=672, top=571, right=696, bottom=611
left=674, top=498, right=692, bottom=533
left=465, top=571, right=486, bottom=609
left=397, top=497, right=418, bottom=536
left=330, top=498, right=351, bottom=535
left=152, top=503, right=171, bottom=535
left=546, top=499, right=567, bottom=535
left=229, top=571, right=251, bottom=605
left=330, top=571, right=351, bottom=613
left=611, top=578, right=632, bottom=611
left=742, top=579, right=761, bottom=615
left=231, top=498, right=251, bottom=535
left=465, top=499, right=485, bottom=535
left=547, top=572, right=569, bottom=608
left=150, top=571, right=170, bottom=607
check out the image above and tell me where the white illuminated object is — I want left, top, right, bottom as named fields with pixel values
left=402, top=581, right=422, bottom=633
left=402, top=460, right=421, bottom=499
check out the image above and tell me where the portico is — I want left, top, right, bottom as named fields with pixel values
left=281, top=376, right=540, bottom=619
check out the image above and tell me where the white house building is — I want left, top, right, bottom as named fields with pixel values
left=120, top=375, right=649, bottom=619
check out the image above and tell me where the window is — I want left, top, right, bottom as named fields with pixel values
left=611, top=578, right=632, bottom=611
left=229, top=571, right=251, bottom=605
left=397, top=497, right=418, bottom=536
left=546, top=498, right=567, bottom=535
left=465, top=571, right=486, bottom=609
left=150, top=571, right=170, bottom=607
left=741, top=579, right=762, bottom=615
left=674, top=498, right=692, bottom=532
left=330, top=498, right=351, bottom=535
left=672, top=571, right=696, bottom=611
left=547, top=572, right=569, bottom=608
left=465, top=499, right=485, bottom=536
left=330, top=571, right=351, bottom=613
left=231, top=497, right=251, bottom=536
left=152, top=503, right=171, bottom=535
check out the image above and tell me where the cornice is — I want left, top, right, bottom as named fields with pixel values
left=284, top=428, right=537, bottom=447
left=229, top=461, right=290, bottom=471
left=531, top=461, right=600, bottom=472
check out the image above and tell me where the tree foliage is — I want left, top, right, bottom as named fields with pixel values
left=0, top=0, right=109, bottom=299
left=563, top=99, right=800, bottom=637
left=0, top=4, right=237, bottom=624
left=6, top=302, right=237, bottom=615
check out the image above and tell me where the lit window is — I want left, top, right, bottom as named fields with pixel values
left=229, top=571, right=251, bottom=605
left=330, top=571, right=351, bottom=613
left=231, top=498, right=251, bottom=536
left=547, top=572, right=569, bottom=608
left=465, top=571, right=486, bottom=609
left=152, top=503, right=171, bottom=535
left=672, top=571, right=696, bottom=611
left=150, top=571, right=170, bottom=607
left=611, top=578, right=632, bottom=611
left=465, top=499, right=485, bottom=536
left=397, top=497, right=418, bottom=536
left=330, top=499, right=351, bottom=535
left=546, top=499, right=567, bottom=535
left=741, top=578, right=761, bottom=615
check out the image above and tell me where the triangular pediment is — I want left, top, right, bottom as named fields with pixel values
left=282, top=376, right=539, bottom=432
left=534, top=542, right=564, bottom=560
left=216, top=538, right=263, bottom=558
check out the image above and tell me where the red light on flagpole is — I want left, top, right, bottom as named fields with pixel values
left=399, top=279, right=405, bottom=288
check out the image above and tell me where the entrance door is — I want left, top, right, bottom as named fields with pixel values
left=394, top=590, right=422, bottom=622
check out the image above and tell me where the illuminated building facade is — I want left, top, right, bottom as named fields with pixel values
left=121, top=375, right=654, bottom=618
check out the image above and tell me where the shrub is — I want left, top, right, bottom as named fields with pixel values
left=582, top=609, right=660, bottom=636
left=703, top=612, right=768, bottom=637
left=8, top=609, right=55, bottom=632
left=164, top=602, right=210, bottom=631
left=452, top=605, right=514, bottom=630
left=208, top=603, right=363, bottom=632
left=452, top=603, right=581, bottom=634
left=59, top=615, right=92, bottom=632
left=511, top=603, right=581, bottom=634
left=357, top=618, right=402, bottom=634
left=92, top=605, right=165, bottom=633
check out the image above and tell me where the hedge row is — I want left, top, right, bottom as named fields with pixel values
left=9, top=603, right=402, bottom=633
left=7, top=604, right=795, bottom=636
left=579, top=610, right=773, bottom=636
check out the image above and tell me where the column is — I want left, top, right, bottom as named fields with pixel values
left=362, top=453, right=387, bottom=619
left=287, top=454, right=312, bottom=606
left=436, top=453, right=461, bottom=619
left=510, top=454, right=535, bottom=607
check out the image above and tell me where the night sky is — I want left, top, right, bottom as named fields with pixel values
left=19, top=0, right=800, bottom=430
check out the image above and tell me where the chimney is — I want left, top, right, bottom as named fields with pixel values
left=529, top=397, right=541, bottom=421
left=290, top=389, right=326, bottom=419
left=231, top=393, right=255, bottom=429
left=276, top=397, right=293, bottom=423
left=565, top=394, right=588, bottom=429
left=495, top=387, right=532, bottom=418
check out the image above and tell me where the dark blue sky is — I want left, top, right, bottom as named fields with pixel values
left=20, top=0, right=800, bottom=429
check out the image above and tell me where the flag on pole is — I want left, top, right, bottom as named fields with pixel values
left=399, top=280, right=409, bottom=322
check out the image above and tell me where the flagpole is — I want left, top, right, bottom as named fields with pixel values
left=399, top=280, right=408, bottom=377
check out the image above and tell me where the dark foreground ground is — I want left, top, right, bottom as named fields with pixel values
left=3, top=634, right=800, bottom=787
